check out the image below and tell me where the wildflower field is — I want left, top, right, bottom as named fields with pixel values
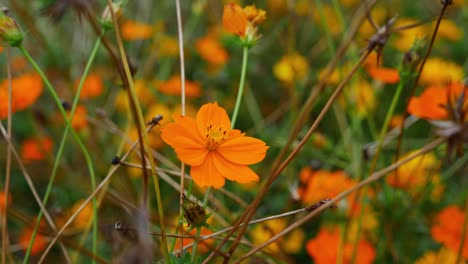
left=1, top=0, right=468, bottom=263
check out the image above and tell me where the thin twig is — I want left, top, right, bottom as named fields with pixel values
left=0, top=122, right=71, bottom=262
left=2, top=48, right=12, bottom=264
left=36, top=124, right=153, bottom=263
left=235, top=137, right=446, bottom=262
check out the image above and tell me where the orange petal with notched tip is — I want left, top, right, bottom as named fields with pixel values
left=190, top=154, right=225, bottom=188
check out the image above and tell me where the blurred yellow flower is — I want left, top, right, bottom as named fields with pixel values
left=420, top=58, right=464, bottom=85
left=415, top=247, right=458, bottom=264
left=250, top=218, right=305, bottom=254
left=157, top=35, right=179, bottom=57
left=436, top=19, right=463, bottom=41
left=273, top=53, right=309, bottom=84
left=345, top=79, right=376, bottom=117
left=387, top=151, right=443, bottom=200
left=115, top=79, right=155, bottom=111
left=312, top=4, right=342, bottom=35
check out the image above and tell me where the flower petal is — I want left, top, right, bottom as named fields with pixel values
left=222, top=3, right=247, bottom=37
left=190, top=153, right=225, bottom=188
left=161, top=114, right=204, bottom=147
left=212, top=152, right=259, bottom=183
left=171, top=137, right=208, bottom=166
left=196, top=102, right=231, bottom=136
left=218, top=136, right=268, bottom=165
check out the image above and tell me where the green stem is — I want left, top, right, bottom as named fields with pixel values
left=230, top=46, right=249, bottom=128
left=19, top=37, right=100, bottom=263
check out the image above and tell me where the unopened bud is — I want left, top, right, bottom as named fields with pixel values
left=0, top=9, right=23, bottom=47
left=101, top=2, right=123, bottom=30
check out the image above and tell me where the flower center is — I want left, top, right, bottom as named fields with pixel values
left=205, top=124, right=228, bottom=151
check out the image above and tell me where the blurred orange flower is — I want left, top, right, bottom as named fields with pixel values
left=161, top=102, right=268, bottom=188
left=121, top=20, right=153, bottom=40
left=408, top=82, right=467, bottom=120
left=0, top=73, right=43, bottom=119
left=431, top=205, right=468, bottom=260
left=174, top=227, right=213, bottom=253
left=74, top=73, right=104, bottom=99
left=155, top=76, right=202, bottom=98
left=306, top=227, right=376, bottom=264
left=195, top=36, right=229, bottom=66
left=366, top=66, right=400, bottom=84
left=69, top=105, right=88, bottom=131
left=21, top=136, right=53, bottom=162
left=298, top=167, right=356, bottom=204
left=0, top=191, right=11, bottom=214
left=69, top=199, right=93, bottom=230
left=19, top=227, right=47, bottom=256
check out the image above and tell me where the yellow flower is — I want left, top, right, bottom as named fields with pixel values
left=420, top=58, right=464, bottom=85
left=436, top=19, right=463, bottom=41
left=250, top=219, right=305, bottom=254
left=415, top=248, right=458, bottom=264
left=157, top=35, right=179, bottom=57
left=343, top=79, right=376, bottom=117
left=115, top=79, right=155, bottom=111
left=273, top=53, right=309, bottom=84
left=387, top=151, right=443, bottom=200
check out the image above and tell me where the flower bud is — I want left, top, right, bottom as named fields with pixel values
left=182, top=195, right=207, bottom=228
left=101, top=2, right=123, bottom=30
left=0, top=9, right=23, bottom=47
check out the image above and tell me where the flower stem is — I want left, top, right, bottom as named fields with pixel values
left=19, top=41, right=99, bottom=264
left=230, top=46, right=249, bottom=128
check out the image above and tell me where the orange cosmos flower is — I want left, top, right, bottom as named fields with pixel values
left=366, top=66, right=400, bottom=84
left=298, top=167, right=356, bottom=204
left=0, top=73, right=43, bottom=119
left=74, top=73, right=104, bottom=99
left=121, top=20, right=153, bottom=41
left=195, top=36, right=229, bottom=66
left=155, top=75, right=202, bottom=98
left=21, top=136, right=53, bottom=162
left=431, top=205, right=468, bottom=259
left=19, top=227, right=48, bottom=256
left=306, top=227, right=376, bottom=264
left=222, top=3, right=266, bottom=44
left=161, top=102, right=268, bottom=188
left=408, top=82, right=467, bottom=120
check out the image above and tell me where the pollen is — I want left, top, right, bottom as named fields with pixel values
left=205, top=124, right=228, bottom=150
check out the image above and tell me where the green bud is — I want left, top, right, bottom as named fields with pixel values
left=0, top=9, right=23, bottom=47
